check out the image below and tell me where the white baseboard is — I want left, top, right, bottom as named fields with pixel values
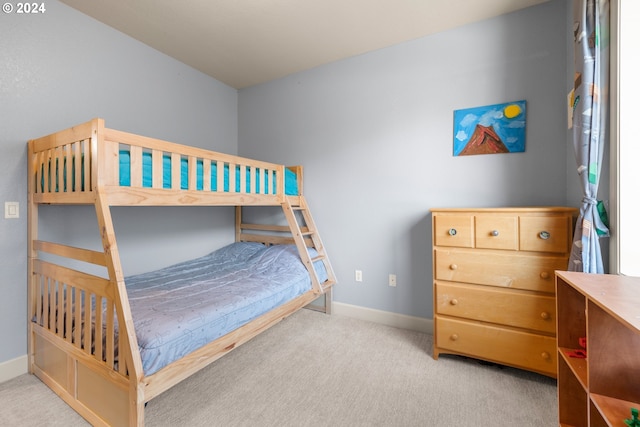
left=0, top=355, right=28, bottom=384
left=333, top=302, right=433, bottom=334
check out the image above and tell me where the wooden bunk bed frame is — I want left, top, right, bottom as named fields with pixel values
left=27, top=118, right=336, bottom=426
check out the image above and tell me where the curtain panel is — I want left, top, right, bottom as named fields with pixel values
left=568, top=0, right=610, bottom=273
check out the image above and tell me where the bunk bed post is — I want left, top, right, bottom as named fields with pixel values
left=92, top=120, right=145, bottom=425
left=91, top=118, right=104, bottom=191
left=94, top=193, right=145, bottom=425
left=27, top=139, right=38, bottom=374
left=235, top=206, right=242, bottom=243
left=290, top=166, right=303, bottom=195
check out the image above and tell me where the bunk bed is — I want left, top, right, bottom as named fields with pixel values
left=27, top=118, right=336, bottom=426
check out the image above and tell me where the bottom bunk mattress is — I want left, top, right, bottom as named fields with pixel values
left=125, top=242, right=327, bottom=375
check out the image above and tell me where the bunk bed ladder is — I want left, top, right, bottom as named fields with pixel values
left=282, top=196, right=336, bottom=298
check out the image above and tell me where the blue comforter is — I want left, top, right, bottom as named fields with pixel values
left=125, top=242, right=326, bottom=375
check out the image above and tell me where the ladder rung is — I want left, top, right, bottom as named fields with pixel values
left=310, top=255, right=326, bottom=263
left=320, top=279, right=336, bottom=290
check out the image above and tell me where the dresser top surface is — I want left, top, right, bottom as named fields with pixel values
left=431, top=207, right=578, bottom=213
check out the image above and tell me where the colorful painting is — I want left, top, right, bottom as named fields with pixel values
left=453, top=100, right=526, bottom=156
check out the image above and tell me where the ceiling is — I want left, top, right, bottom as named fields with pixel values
left=60, top=0, right=549, bottom=89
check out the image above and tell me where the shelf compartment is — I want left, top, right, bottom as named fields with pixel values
left=558, top=347, right=587, bottom=389
left=556, top=277, right=586, bottom=350
left=558, top=355, right=588, bottom=427
left=588, top=300, right=640, bottom=403
left=591, top=394, right=639, bottom=427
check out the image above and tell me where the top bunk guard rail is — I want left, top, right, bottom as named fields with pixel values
left=29, top=118, right=300, bottom=207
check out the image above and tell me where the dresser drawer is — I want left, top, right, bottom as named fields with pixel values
left=436, top=317, right=556, bottom=376
left=519, top=216, right=571, bottom=253
left=475, top=215, right=518, bottom=250
left=434, top=248, right=564, bottom=293
left=435, top=282, right=556, bottom=333
left=433, top=214, right=474, bottom=248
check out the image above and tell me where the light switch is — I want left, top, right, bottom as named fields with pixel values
left=5, top=202, right=19, bottom=219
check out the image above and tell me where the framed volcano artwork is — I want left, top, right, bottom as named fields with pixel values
left=453, top=100, right=526, bottom=156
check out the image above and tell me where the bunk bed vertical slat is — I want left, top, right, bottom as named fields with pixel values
left=43, top=278, right=50, bottom=330
left=202, top=159, right=211, bottom=191
left=105, top=300, right=115, bottom=368
left=82, top=139, right=91, bottom=193
left=171, top=153, right=181, bottom=190
left=130, top=145, right=143, bottom=188
left=73, top=141, right=81, bottom=192
left=34, top=277, right=42, bottom=329
left=152, top=149, right=163, bottom=189
left=55, top=281, right=63, bottom=339
left=62, top=144, right=71, bottom=194
left=277, top=165, right=285, bottom=195
left=95, top=296, right=104, bottom=364
left=83, top=290, right=92, bottom=356
left=73, top=288, right=81, bottom=347
left=65, top=286, right=72, bottom=344
left=216, top=160, right=225, bottom=192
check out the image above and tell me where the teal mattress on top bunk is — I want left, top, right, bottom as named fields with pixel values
left=118, top=151, right=299, bottom=195
left=41, top=151, right=299, bottom=195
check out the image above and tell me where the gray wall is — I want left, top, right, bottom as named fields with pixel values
left=0, top=1, right=237, bottom=364
left=238, top=0, right=573, bottom=319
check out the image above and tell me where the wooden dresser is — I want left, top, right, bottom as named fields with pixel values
left=431, top=207, right=577, bottom=377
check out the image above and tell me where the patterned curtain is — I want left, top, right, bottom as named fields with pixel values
left=568, top=0, right=610, bottom=273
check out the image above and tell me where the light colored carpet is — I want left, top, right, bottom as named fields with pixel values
left=0, top=310, right=557, bottom=426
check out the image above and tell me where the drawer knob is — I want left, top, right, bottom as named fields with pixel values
left=450, top=334, right=459, bottom=341
left=540, top=271, right=550, bottom=280
left=450, top=298, right=459, bottom=306
left=541, top=351, right=550, bottom=360
left=449, top=264, right=458, bottom=270
left=540, top=311, right=550, bottom=320
left=491, top=230, right=499, bottom=237
left=448, top=228, right=457, bottom=236
left=539, top=230, right=551, bottom=240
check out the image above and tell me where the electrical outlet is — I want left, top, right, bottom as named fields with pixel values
left=389, top=274, right=397, bottom=287
left=355, top=270, right=362, bottom=282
